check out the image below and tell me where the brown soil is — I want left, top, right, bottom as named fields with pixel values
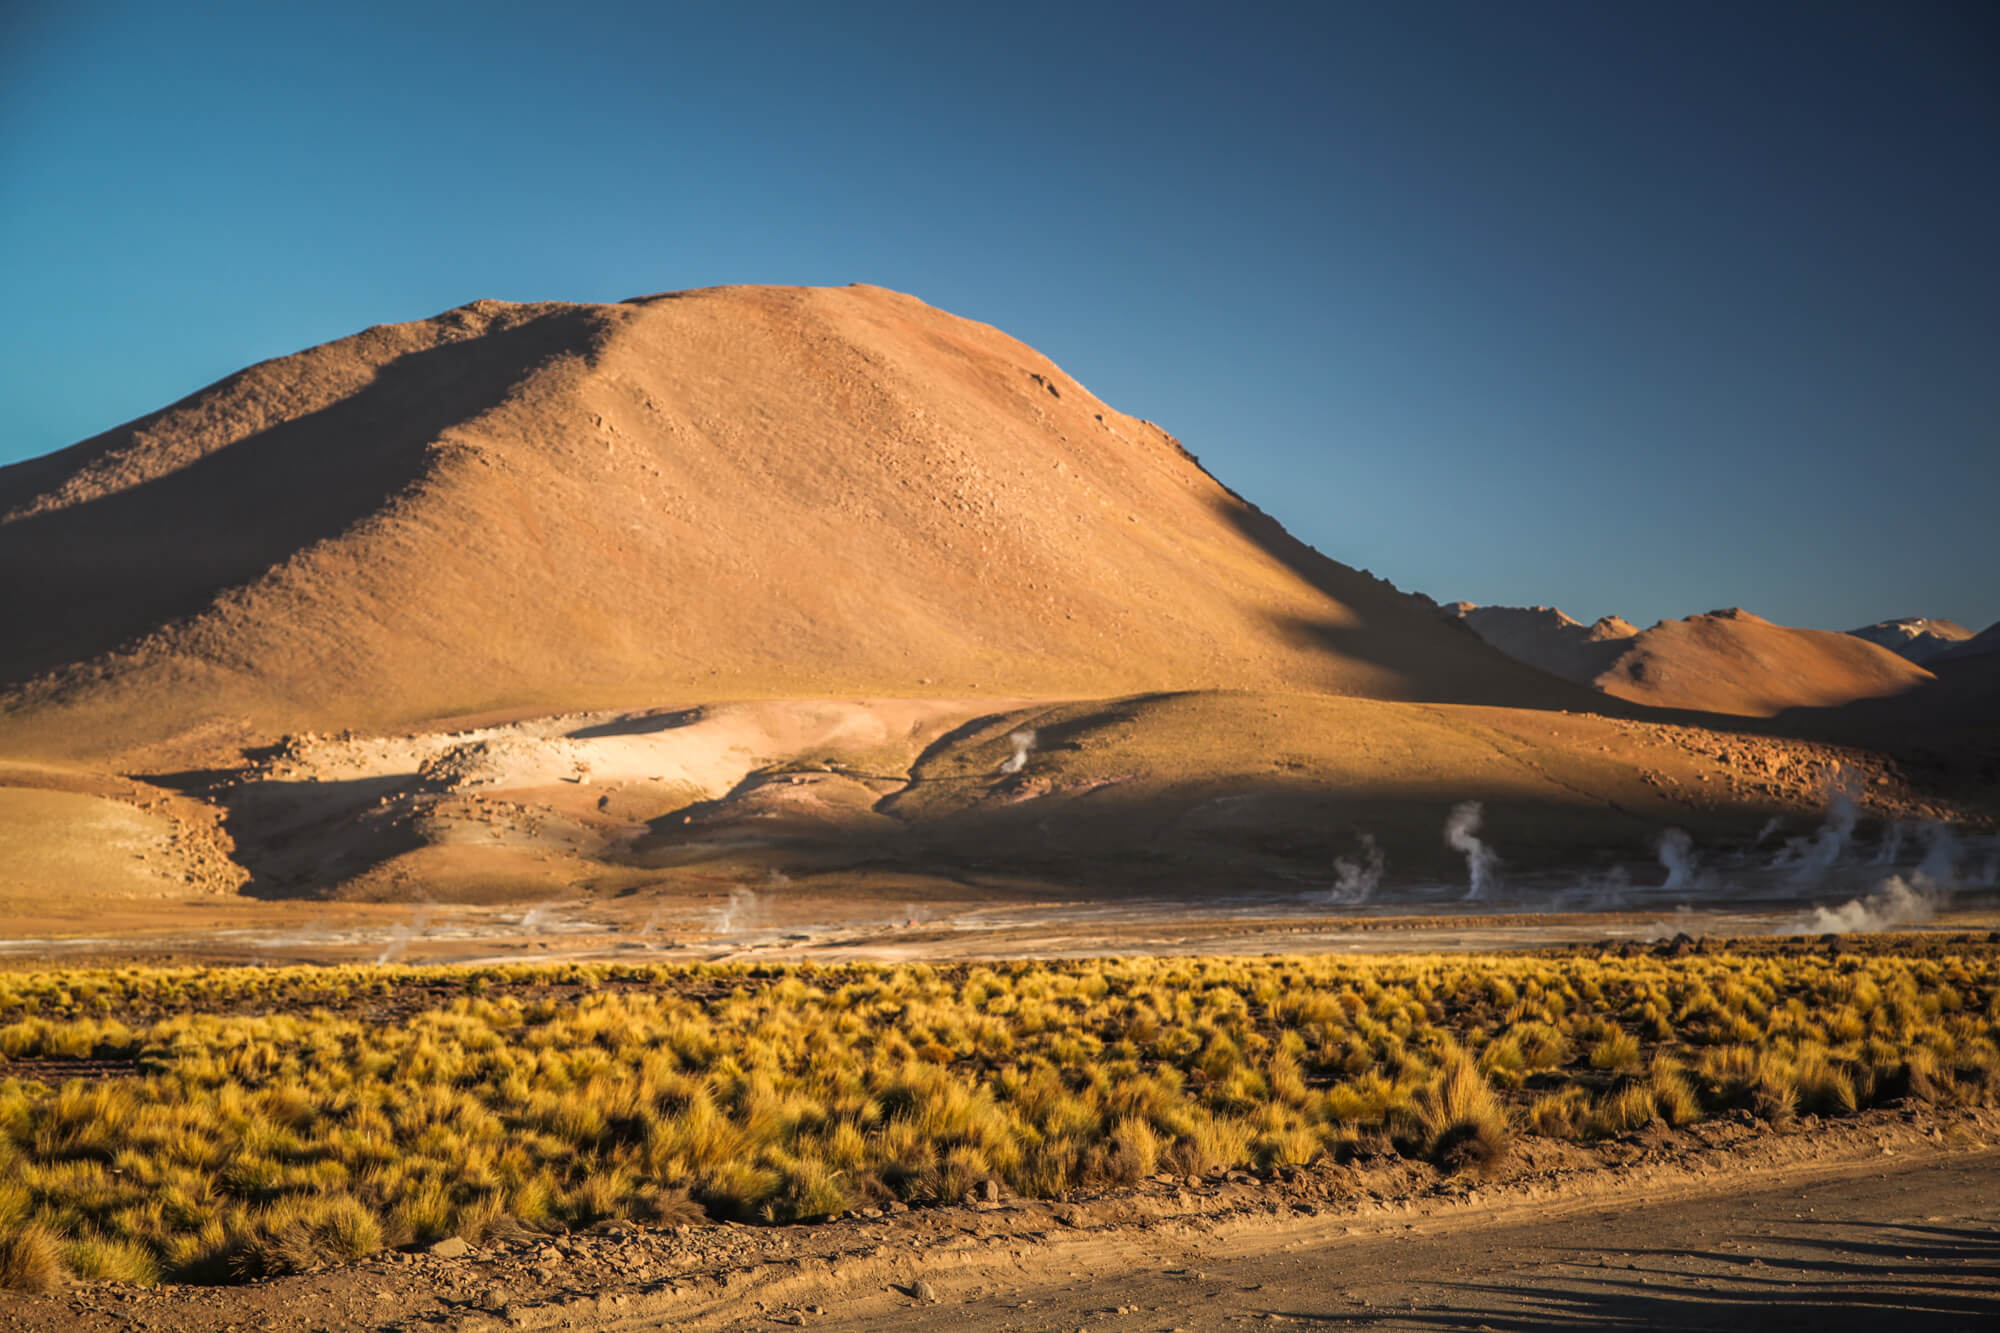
left=0, top=760, right=245, bottom=901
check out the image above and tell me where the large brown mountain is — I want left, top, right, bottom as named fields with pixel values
left=0, top=284, right=1586, bottom=764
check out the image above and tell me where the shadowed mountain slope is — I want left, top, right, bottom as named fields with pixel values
left=1447, top=604, right=1934, bottom=718
left=1937, top=622, right=2000, bottom=663
left=0, top=284, right=1590, bottom=764
left=1440, top=604, right=1638, bottom=686
left=1848, top=617, right=1973, bottom=664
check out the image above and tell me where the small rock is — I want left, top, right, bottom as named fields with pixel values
left=909, top=1279, right=938, bottom=1302
left=978, top=1178, right=1002, bottom=1203
left=428, top=1236, right=473, bottom=1259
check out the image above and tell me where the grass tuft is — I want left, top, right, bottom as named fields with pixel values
left=0, top=1223, right=65, bottom=1294
left=1415, top=1052, right=1512, bottom=1176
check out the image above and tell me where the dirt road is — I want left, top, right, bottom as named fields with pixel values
left=805, top=1147, right=2000, bottom=1332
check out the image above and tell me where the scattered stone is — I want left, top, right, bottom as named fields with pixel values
left=428, top=1236, right=473, bottom=1259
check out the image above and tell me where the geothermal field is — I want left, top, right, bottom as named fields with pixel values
left=1, top=285, right=1996, bottom=1329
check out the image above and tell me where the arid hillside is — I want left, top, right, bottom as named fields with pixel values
left=1595, top=609, right=1933, bottom=717
left=1448, top=604, right=1933, bottom=718
left=0, top=284, right=1586, bottom=766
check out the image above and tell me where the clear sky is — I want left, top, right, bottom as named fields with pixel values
left=3, top=1, right=1995, bottom=633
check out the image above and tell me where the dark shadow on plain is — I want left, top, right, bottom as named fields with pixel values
left=215, top=774, right=427, bottom=899
left=567, top=707, right=707, bottom=740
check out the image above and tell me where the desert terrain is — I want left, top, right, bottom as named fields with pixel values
left=3, top=284, right=1993, bottom=928
left=0, top=286, right=1996, bottom=1328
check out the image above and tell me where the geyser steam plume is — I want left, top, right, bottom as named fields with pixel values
left=713, top=888, right=755, bottom=934
left=1874, top=820, right=1907, bottom=867
left=1656, top=828, right=1703, bottom=893
left=1778, top=768, right=1862, bottom=885
left=1917, top=821, right=1960, bottom=888
left=1786, top=873, right=1942, bottom=936
left=997, top=729, right=1038, bottom=775
left=1332, top=833, right=1385, bottom=905
left=375, top=905, right=435, bottom=966
left=1445, top=802, right=1500, bottom=902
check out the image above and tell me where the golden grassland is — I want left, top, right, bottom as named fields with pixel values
left=0, top=944, right=1995, bottom=1290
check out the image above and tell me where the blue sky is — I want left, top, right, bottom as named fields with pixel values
left=3, top=1, right=1995, bottom=633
